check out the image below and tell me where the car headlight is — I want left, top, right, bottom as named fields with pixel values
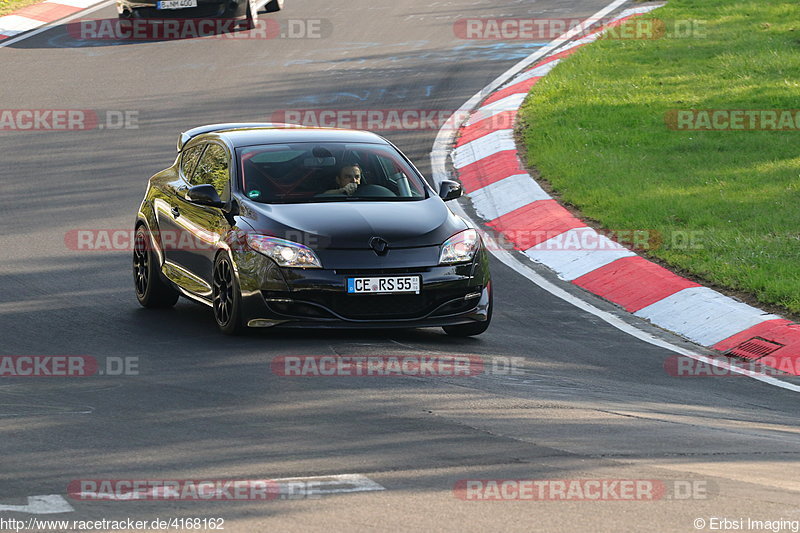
left=439, top=229, right=480, bottom=264
left=247, top=235, right=322, bottom=268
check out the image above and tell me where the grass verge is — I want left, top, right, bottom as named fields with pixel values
left=0, top=0, right=45, bottom=17
left=518, top=0, right=800, bottom=314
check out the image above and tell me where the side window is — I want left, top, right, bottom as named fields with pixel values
left=191, top=143, right=230, bottom=201
left=180, top=144, right=204, bottom=180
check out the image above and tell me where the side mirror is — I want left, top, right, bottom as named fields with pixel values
left=186, top=184, right=224, bottom=208
left=438, top=180, right=462, bottom=201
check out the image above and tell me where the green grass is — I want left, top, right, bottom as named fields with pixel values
left=519, top=0, right=800, bottom=314
left=0, top=0, right=43, bottom=17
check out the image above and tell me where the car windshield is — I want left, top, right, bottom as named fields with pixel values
left=237, top=142, right=429, bottom=204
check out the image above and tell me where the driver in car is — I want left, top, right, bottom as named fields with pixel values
left=323, top=164, right=362, bottom=196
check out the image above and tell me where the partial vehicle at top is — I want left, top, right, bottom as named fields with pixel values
left=117, top=0, right=282, bottom=25
left=133, top=123, right=492, bottom=336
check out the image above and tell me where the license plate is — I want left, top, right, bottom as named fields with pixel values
left=347, top=276, right=421, bottom=295
left=156, top=0, right=197, bottom=9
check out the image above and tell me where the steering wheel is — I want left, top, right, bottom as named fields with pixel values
left=351, top=184, right=396, bottom=198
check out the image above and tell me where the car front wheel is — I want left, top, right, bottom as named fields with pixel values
left=212, top=253, right=245, bottom=335
left=246, top=0, right=257, bottom=28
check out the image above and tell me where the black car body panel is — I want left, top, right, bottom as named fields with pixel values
left=244, top=198, right=466, bottom=250
left=117, top=0, right=276, bottom=20
left=118, top=0, right=247, bottom=19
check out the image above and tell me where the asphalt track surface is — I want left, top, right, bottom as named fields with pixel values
left=1, top=1, right=800, bottom=532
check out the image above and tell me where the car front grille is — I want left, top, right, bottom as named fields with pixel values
left=333, top=267, right=433, bottom=276
left=326, top=293, right=431, bottom=319
left=263, top=287, right=477, bottom=321
left=133, top=4, right=229, bottom=18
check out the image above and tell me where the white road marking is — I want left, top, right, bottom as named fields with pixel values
left=524, top=227, right=636, bottom=281
left=558, top=32, right=603, bottom=50
left=616, top=4, right=666, bottom=17
left=0, top=0, right=112, bottom=48
left=0, top=15, right=44, bottom=36
left=634, top=287, right=781, bottom=346
left=272, top=474, right=386, bottom=495
left=48, top=0, right=105, bottom=8
left=0, top=495, right=74, bottom=514
left=466, top=94, right=527, bottom=125
left=74, top=474, right=385, bottom=500
left=452, top=129, right=515, bottom=168
left=468, top=174, right=551, bottom=220
left=510, top=59, right=561, bottom=84
left=430, top=0, right=800, bottom=394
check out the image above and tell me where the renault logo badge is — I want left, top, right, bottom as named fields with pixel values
left=369, top=237, right=389, bottom=255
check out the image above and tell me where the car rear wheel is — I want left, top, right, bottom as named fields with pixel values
left=133, top=226, right=179, bottom=308
left=264, top=0, right=283, bottom=12
left=212, top=253, right=245, bottom=335
left=442, top=290, right=492, bottom=337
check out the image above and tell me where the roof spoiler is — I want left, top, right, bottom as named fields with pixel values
left=176, top=122, right=300, bottom=151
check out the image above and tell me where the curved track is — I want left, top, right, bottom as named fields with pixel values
left=1, top=1, right=799, bottom=531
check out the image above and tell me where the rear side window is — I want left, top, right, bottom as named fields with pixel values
left=191, top=144, right=230, bottom=201
left=180, top=144, right=204, bottom=180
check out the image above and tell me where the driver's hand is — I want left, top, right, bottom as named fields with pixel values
left=343, top=182, right=358, bottom=195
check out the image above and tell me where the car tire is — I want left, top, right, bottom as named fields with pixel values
left=245, top=0, right=257, bottom=29
left=212, top=252, right=246, bottom=335
left=264, top=0, right=283, bottom=12
left=133, top=225, right=179, bottom=308
left=442, top=290, right=492, bottom=337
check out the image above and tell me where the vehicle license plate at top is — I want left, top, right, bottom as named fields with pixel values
left=347, top=276, right=420, bottom=295
left=156, top=0, right=197, bottom=9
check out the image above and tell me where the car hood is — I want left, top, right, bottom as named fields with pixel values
left=242, top=197, right=467, bottom=250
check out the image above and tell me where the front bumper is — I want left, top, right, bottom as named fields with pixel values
left=236, top=247, right=492, bottom=329
left=117, top=0, right=247, bottom=19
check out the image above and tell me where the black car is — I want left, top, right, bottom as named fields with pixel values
left=133, top=123, right=492, bottom=335
left=117, top=0, right=282, bottom=23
